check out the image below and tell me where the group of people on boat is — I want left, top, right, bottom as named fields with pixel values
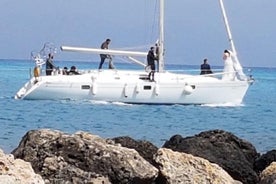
left=43, top=38, right=238, bottom=82
left=45, top=53, right=80, bottom=76
left=97, top=38, right=159, bottom=82
left=96, top=38, right=238, bottom=81
left=199, top=49, right=238, bottom=80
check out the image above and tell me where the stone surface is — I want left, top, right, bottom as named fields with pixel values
left=162, top=129, right=259, bottom=184
left=259, top=162, right=276, bottom=184
left=111, top=136, right=158, bottom=165
left=154, top=148, right=242, bottom=184
left=12, top=129, right=158, bottom=184
left=0, top=148, right=44, bottom=184
left=255, top=150, right=276, bottom=173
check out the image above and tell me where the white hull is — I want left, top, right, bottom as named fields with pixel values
left=15, top=70, right=250, bottom=104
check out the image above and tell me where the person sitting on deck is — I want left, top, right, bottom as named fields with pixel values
left=68, top=66, right=80, bottom=75
left=200, top=58, right=213, bottom=75
left=63, top=67, right=69, bottom=75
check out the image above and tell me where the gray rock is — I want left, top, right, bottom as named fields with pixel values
left=163, top=129, right=259, bottom=184
left=154, top=148, right=242, bottom=184
left=255, top=150, right=276, bottom=173
left=111, top=136, right=158, bottom=165
left=259, top=162, right=276, bottom=184
left=12, top=129, right=158, bottom=184
left=0, top=148, right=44, bottom=184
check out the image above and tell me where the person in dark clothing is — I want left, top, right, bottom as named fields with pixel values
left=147, top=47, right=157, bottom=81
left=68, top=66, right=80, bottom=75
left=98, top=38, right=111, bottom=70
left=63, top=67, right=69, bottom=75
left=155, top=43, right=160, bottom=72
left=46, top=53, right=55, bottom=75
left=200, top=58, right=213, bottom=75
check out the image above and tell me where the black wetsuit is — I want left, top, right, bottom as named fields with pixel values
left=147, top=49, right=156, bottom=81
left=46, top=57, right=55, bottom=75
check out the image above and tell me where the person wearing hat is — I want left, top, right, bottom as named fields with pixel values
left=98, top=38, right=111, bottom=70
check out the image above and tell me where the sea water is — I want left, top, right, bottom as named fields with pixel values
left=0, top=59, right=275, bottom=153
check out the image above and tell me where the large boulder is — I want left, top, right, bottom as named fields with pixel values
left=111, top=136, right=158, bottom=165
left=259, top=162, right=276, bottom=184
left=12, top=129, right=158, bottom=184
left=154, top=148, right=242, bottom=184
left=162, top=129, right=259, bottom=184
left=254, top=150, right=276, bottom=173
left=0, top=148, right=44, bottom=184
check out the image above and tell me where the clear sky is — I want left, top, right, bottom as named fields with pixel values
left=0, top=0, right=275, bottom=68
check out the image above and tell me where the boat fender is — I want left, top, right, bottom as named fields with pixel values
left=183, top=84, right=194, bottom=95
left=92, top=82, right=97, bottom=95
left=33, top=66, right=40, bottom=77
left=135, top=83, right=140, bottom=94
left=91, top=76, right=98, bottom=95
left=91, top=76, right=97, bottom=81
left=124, top=83, right=128, bottom=97
left=155, top=84, right=160, bottom=96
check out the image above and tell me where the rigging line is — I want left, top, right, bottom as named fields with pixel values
left=143, top=0, right=158, bottom=45
left=150, top=0, right=159, bottom=43
left=116, top=56, right=145, bottom=65
left=116, top=44, right=152, bottom=51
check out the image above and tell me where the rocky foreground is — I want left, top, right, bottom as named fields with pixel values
left=0, top=129, right=275, bottom=184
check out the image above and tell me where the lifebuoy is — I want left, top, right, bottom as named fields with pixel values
left=34, top=66, right=40, bottom=77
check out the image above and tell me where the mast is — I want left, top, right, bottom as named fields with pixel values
left=219, top=0, right=236, bottom=54
left=219, top=0, right=246, bottom=80
left=158, top=0, right=165, bottom=72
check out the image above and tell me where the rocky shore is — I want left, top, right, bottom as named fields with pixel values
left=0, top=129, right=275, bottom=184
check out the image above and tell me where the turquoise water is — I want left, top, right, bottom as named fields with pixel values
left=0, top=59, right=275, bottom=153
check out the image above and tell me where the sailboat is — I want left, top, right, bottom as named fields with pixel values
left=15, top=0, right=253, bottom=104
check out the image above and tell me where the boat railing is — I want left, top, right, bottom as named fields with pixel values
left=170, top=69, right=252, bottom=81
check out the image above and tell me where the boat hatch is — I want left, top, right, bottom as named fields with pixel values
left=144, top=86, right=152, bottom=90
left=81, top=85, right=91, bottom=90
left=139, top=75, right=149, bottom=80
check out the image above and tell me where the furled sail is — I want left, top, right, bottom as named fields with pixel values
left=219, top=0, right=247, bottom=80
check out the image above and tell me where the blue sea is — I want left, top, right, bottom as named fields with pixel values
left=0, top=59, right=275, bottom=154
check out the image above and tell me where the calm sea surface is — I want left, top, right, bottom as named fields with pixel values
left=0, top=59, right=275, bottom=153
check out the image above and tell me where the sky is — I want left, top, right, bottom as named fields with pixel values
left=0, top=0, right=276, bottom=68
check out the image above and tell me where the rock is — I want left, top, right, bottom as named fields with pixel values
left=12, top=129, right=158, bottom=184
left=162, top=129, right=259, bottom=184
left=154, top=148, right=242, bottom=184
left=0, top=148, right=44, bottom=184
left=259, top=162, right=276, bottom=184
left=254, top=150, right=276, bottom=173
left=111, top=136, right=158, bottom=165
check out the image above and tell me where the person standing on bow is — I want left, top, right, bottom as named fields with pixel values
left=46, top=53, right=56, bottom=75
left=200, top=58, right=213, bottom=75
left=147, top=46, right=157, bottom=82
left=222, top=49, right=235, bottom=80
left=98, top=38, right=111, bottom=70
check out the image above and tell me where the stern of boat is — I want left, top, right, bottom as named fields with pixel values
left=15, top=77, right=39, bottom=99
